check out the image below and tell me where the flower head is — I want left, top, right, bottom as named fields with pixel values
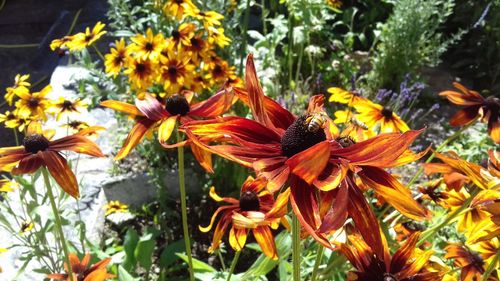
left=5, top=74, right=30, bottom=106
left=48, top=97, right=87, bottom=121
left=105, top=38, right=129, bottom=76
left=0, top=122, right=104, bottom=197
left=129, top=28, right=165, bottom=60
left=14, top=85, right=52, bottom=121
left=200, top=176, right=289, bottom=260
left=68, top=22, right=107, bottom=51
left=440, top=82, right=500, bottom=143
left=104, top=200, right=129, bottom=216
left=47, top=253, right=115, bottom=281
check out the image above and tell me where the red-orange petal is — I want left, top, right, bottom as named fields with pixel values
left=318, top=182, right=348, bottom=234
left=100, top=100, right=144, bottom=117
left=285, top=141, right=331, bottom=185
left=115, top=118, right=156, bottom=160
left=49, top=135, right=104, bottom=157
left=245, top=54, right=275, bottom=129
left=42, top=151, right=79, bottom=198
left=253, top=226, right=278, bottom=260
left=390, top=232, right=420, bottom=273
left=189, top=88, right=235, bottom=118
left=0, top=152, right=31, bottom=171
left=12, top=153, right=44, bottom=174
left=190, top=141, right=214, bottom=173
left=135, top=93, right=169, bottom=121
left=449, top=106, right=481, bottom=126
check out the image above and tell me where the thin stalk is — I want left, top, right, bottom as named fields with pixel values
left=67, top=9, right=83, bottom=35
left=261, top=0, right=267, bottom=36
left=13, top=129, right=19, bottom=146
left=238, top=0, right=251, bottom=75
left=217, top=250, right=227, bottom=271
left=92, top=45, right=105, bottom=61
left=177, top=132, right=195, bottom=281
left=41, top=167, right=75, bottom=281
left=0, top=43, right=39, bottom=48
left=417, top=188, right=479, bottom=247
left=292, top=213, right=301, bottom=281
left=287, top=14, right=294, bottom=90
left=226, top=250, right=241, bottom=281
left=481, top=245, right=500, bottom=281
left=294, top=40, right=304, bottom=89
left=311, top=245, right=324, bottom=281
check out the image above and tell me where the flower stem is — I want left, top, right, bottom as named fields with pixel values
left=482, top=244, right=500, bottom=281
left=92, top=45, right=105, bottom=61
left=311, top=245, right=324, bottom=281
left=238, top=0, right=251, bottom=75
left=41, top=167, right=75, bottom=281
left=13, top=129, right=19, bottom=146
left=292, top=213, right=301, bottom=281
left=177, top=132, right=195, bottom=281
left=227, top=250, right=241, bottom=281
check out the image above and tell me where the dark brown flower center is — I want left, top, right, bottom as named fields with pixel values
left=484, top=96, right=500, bottom=112
left=23, top=134, right=50, bottom=154
left=281, top=115, right=327, bottom=158
left=383, top=273, right=398, bottom=281
left=168, top=66, right=178, bottom=76
left=470, top=250, right=484, bottom=269
left=136, top=63, right=146, bottom=74
left=336, top=136, right=356, bottom=148
left=172, top=30, right=181, bottom=41
left=145, top=42, right=154, bottom=51
left=213, top=65, right=223, bottom=76
left=28, top=98, right=39, bottom=108
left=62, top=100, right=74, bottom=110
left=165, top=94, right=190, bottom=116
left=239, top=190, right=260, bottom=211
left=381, top=108, right=393, bottom=119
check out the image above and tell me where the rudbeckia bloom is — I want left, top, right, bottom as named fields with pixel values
left=0, top=179, right=18, bottom=192
left=104, top=200, right=129, bottom=216
left=100, top=89, right=235, bottom=172
left=170, top=23, right=196, bottom=47
left=47, top=253, right=115, bottom=281
left=5, top=74, right=30, bottom=106
left=49, top=97, right=87, bottom=121
left=14, top=85, right=52, bottom=121
left=163, top=0, right=197, bottom=20
left=200, top=176, right=290, bottom=260
left=440, top=82, right=500, bottom=143
left=354, top=99, right=410, bottom=133
left=445, top=244, right=486, bottom=281
left=129, top=28, right=165, bottom=60
left=184, top=54, right=429, bottom=248
left=340, top=231, right=442, bottom=281
left=105, top=38, right=129, bottom=76
left=124, top=57, right=157, bottom=90
left=0, top=123, right=104, bottom=197
left=188, top=9, right=224, bottom=29
left=68, top=22, right=107, bottom=51
left=158, top=49, right=194, bottom=95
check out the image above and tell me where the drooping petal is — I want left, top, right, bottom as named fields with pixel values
left=245, top=54, right=275, bottom=129
left=253, top=157, right=289, bottom=193
left=390, top=232, right=420, bottom=273
left=449, top=106, right=481, bottom=126
left=253, top=226, right=278, bottom=260
left=285, top=141, right=331, bottom=185
left=189, top=88, right=235, bottom=118
left=115, top=118, right=156, bottom=160
left=346, top=177, right=389, bottom=265
left=439, top=83, right=484, bottom=106
left=290, top=176, right=333, bottom=249
left=359, top=167, right=431, bottom=221
left=208, top=186, right=239, bottom=204
left=207, top=212, right=232, bottom=253
left=199, top=205, right=237, bottom=233
left=135, top=93, right=169, bottom=121
left=229, top=226, right=248, bottom=251
left=434, top=152, right=490, bottom=190
left=266, top=188, right=290, bottom=219
left=49, top=135, right=104, bottom=157
left=11, top=153, right=44, bottom=174
left=190, top=141, right=214, bottom=173
left=314, top=161, right=348, bottom=191
left=318, top=182, right=348, bottom=234
left=100, top=100, right=145, bottom=117
left=41, top=151, right=79, bottom=198
left=157, top=116, right=178, bottom=144
left=0, top=152, right=32, bottom=172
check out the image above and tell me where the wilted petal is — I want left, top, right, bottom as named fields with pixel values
left=199, top=205, right=236, bottom=233
left=253, top=226, right=278, bottom=260
left=42, top=151, right=79, bottom=198
left=208, top=212, right=232, bottom=253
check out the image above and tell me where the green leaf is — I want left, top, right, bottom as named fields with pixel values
left=175, top=253, right=216, bottom=273
left=134, top=233, right=155, bottom=271
left=118, top=265, right=140, bottom=281
left=123, top=228, right=139, bottom=270
left=159, top=239, right=184, bottom=268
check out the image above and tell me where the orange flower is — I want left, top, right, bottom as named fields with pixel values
left=341, top=231, right=443, bottom=281
left=0, top=123, right=104, bottom=197
left=445, top=244, right=485, bottom=281
left=100, top=89, right=235, bottom=172
left=183, top=55, right=429, bottom=249
left=47, top=253, right=114, bottom=281
left=199, top=176, right=290, bottom=260
left=440, top=82, right=500, bottom=143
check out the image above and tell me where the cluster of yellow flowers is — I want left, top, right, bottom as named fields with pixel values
left=50, top=22, right=107, bottom=53
left=104, top=1, right=241, bottom=96
left=0, top=74, right=88, bottom=133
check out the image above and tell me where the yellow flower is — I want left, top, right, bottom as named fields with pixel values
left=170, top=23, right=196, bottom=47
left=184, top=34, right=207, bottom=64
left=129, top=28, right=165, bottom=60
left=207, top=26, right=231, bottom=48
left=158, top=49, right=194, bottom=94
left=0, top=110, right=19, bottom=127
left=50, top=35, right=75, bottom=51
left=188, top=9, right=224, bottom=29
left=354, top=99, right=410, bottom=133
left=326, top=0, right=342, bottom=9
left=105, top=38, right=129, bottom=76
left=104, top=201, right=129, bottom=216
left=14, top=85, right=52, bottom=121
left=48, top=97, right=87, bottom=121
left=62, top=120, right=91, bottom=133
left=5, top=74, right=30, bottom=106
left=203, top=56, right=237, bottom=87
left=68, top=22, right=107, bottom=51
left=124, top=57, right=157, bottom=90
left=0, top=179, right=19, bottom=192
left=163, top=0, right=197, bottom=20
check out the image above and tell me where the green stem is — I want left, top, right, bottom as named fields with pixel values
left=292, top=213, right=301, bottom=281
left=92, top=45, right=105, bottom=61
left=41, top=167, right=75, bottom=281
left=311, top=245, right=324, bottom=281
left=177, top=132, right=195, bottom=281
left=482, top=244, right=500, bottom=281
left=261, top=0, right=267, bottom=36
left=217, top=250, right=227, bottom=271
left=67, top=9, right=83, bottom=36
left=238, top=0, right=251, bottom=75
left=0, top=43, right=39, bottom=48
left=417, top=188, right=479, bottom=247
left=13, top=129, right=19, bottom=146
left=226, top=250, right=241, bottom=281
left=287, top=13, right=294, bottom=90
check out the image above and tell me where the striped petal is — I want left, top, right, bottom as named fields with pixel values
left=135, top=93, right=169, bottom=121
left=285, top=141, right=331, bottom=185
left=115, top=118, right=156, bottom=160
left=253, top=226, right=278, bottom=260
left=158, top=116, right=178, bottom=144
left=229, top=226, right=247, bottom=251
left=49, top=135, right=104, bottom=157
left=100, top=100, right=144, bottom=117
left=12, top=153, right=44, bottom=174
left=189, top=88, right=235, bottom=118
left=42, top=151, right=79, bottom=198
